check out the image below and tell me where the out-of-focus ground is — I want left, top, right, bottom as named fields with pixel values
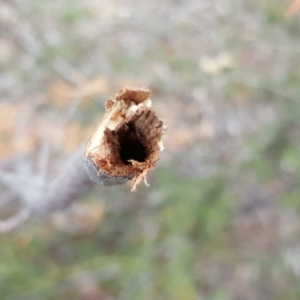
left=1, top=0, right=300, bottom=299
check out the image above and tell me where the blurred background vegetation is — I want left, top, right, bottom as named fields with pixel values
left=1, top=0, right=300, bottom=299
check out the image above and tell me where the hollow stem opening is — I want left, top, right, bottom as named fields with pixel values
left=118, top=123, right=147, bottom=165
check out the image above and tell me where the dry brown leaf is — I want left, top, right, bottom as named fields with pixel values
left=286, top=0, right=300, bottom=17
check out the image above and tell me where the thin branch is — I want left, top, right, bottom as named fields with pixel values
left=0, top=170, right=21, bottom=191
left=60, top=95, right=84, bottom=126
left=33, top=87, right=165, bottom=213
left=36, top=135, right=50, bottom=180
left=30, top=145, right=96, bottom=213
left=232, top=80, right=300, bottom=104
left=0, top=208, right=31, bottom=234
left=0, top=87, right=166, bottom=229
left=0, top=191, right=13, bottom=209
left=0, top=153, right=26, bottom=172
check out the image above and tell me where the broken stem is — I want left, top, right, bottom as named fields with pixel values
left=1, top=87, right=166, bottom=219
left=85, top=86, right=165, bottom=191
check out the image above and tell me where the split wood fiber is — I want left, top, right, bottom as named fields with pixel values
left=85, top=86, right=166, bottom=191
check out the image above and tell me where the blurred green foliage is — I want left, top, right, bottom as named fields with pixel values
left=1, top=0, right=300, bottom=299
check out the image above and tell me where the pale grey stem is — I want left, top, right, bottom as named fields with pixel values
left=32, top=145, right=130, bottom=214
left=36, top=135, right=50, bottom=180
left=0, top=86, right=165, bottom=231
left=0, top=208, right=31, bottom=234
left=0, top=191, right=12, bottom=209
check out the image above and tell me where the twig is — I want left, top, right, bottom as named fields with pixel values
left=33, top=87, right=165, bottom=213
left=232, top=80, right=300, bottom=104
left=0, top=154, right=23, bottom=171
left=0, top=87, right=166, bottom=227
left=0, top=208, right=31, bottom=234
left=60, top=95, right=85, bottom=126
left=36, top=135, right=50, bottom=180
left=0, top=191, right=13, bottom=209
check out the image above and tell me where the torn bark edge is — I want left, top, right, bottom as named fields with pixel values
left=85, top=86, right=166, bottom=191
